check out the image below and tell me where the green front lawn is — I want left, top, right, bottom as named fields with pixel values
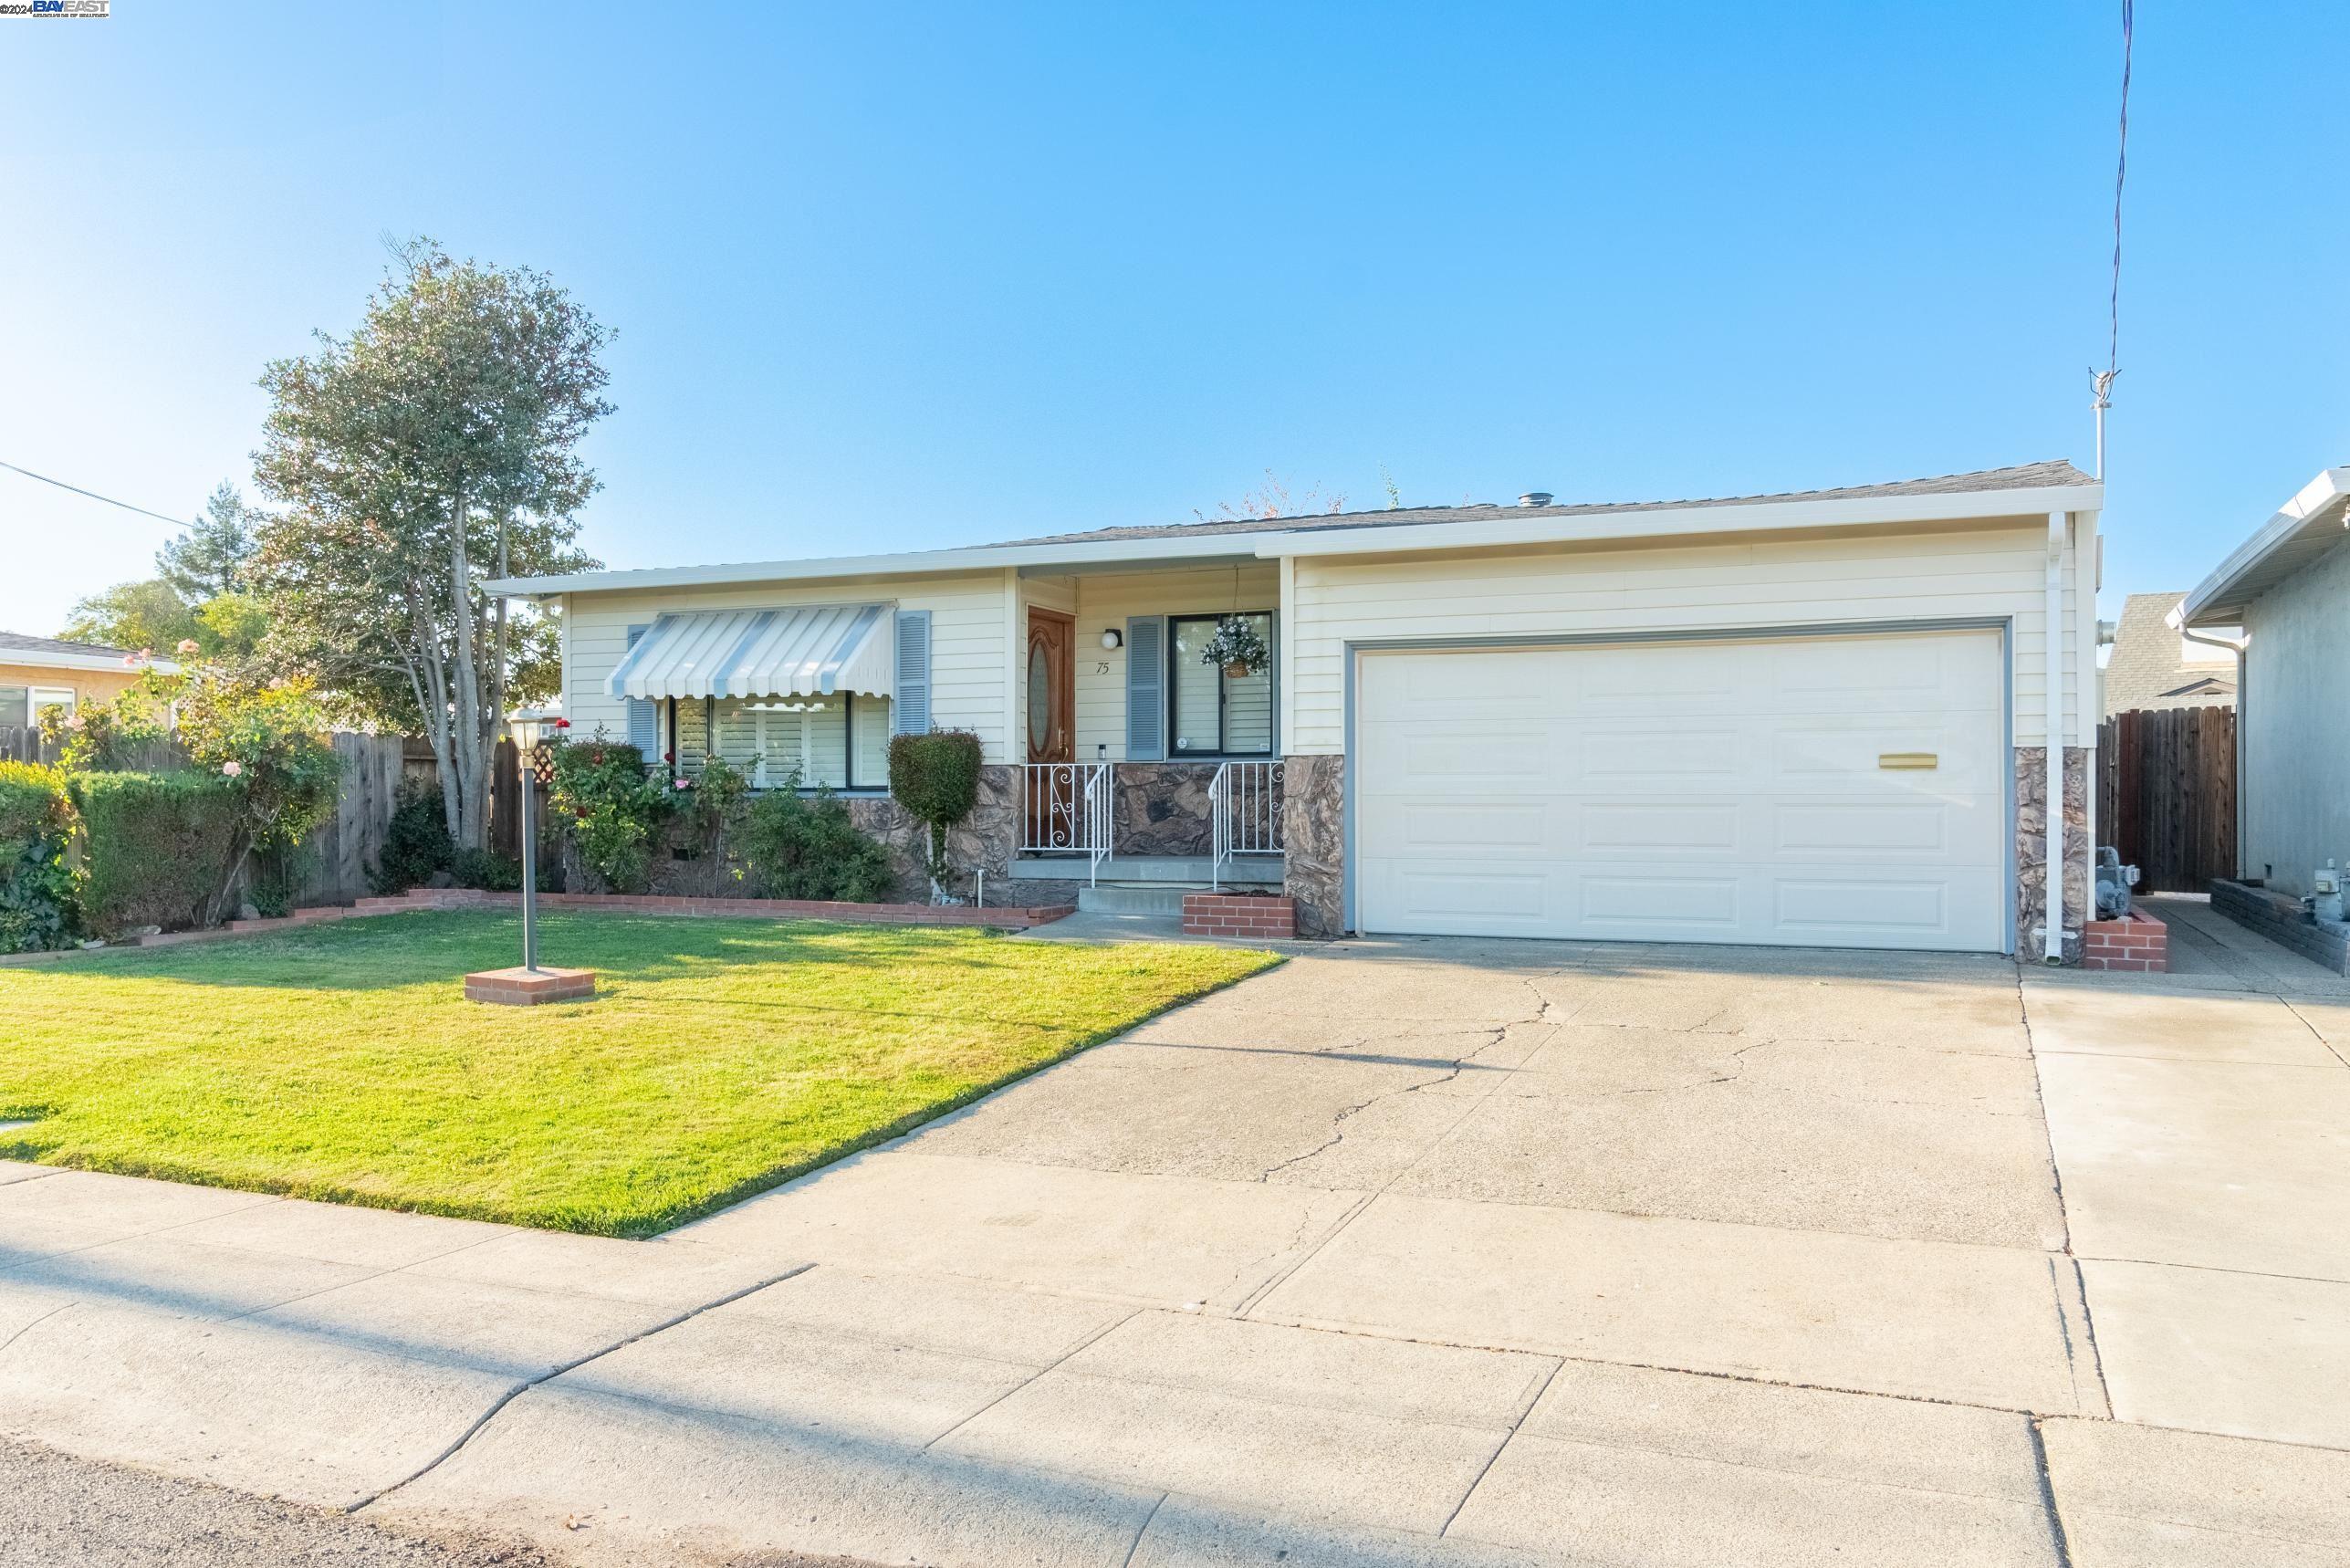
left=0, top=912, right=1278, bottom=1235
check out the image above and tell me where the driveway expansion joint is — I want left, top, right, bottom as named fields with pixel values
left=2024, top=1417, right=2078, bottom=1568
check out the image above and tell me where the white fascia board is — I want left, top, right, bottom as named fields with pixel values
left=487, top=481, right=2105, bottom=596
left=1247, top=484, right=2105, bottom=559
left=2181, top=467, right=2350, bottom=625
left=486, top=531, right=1260, bottom=598
left=0, top=648, right=182, bottom=675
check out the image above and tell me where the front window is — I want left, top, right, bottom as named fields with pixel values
left=0, top=687, right=27, bottom=730
left=1169, top=613, right=1274, bottom=758
left=702, top=693, right=892, bottom=789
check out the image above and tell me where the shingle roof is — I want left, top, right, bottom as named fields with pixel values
left=2102, top=592, right=2237, bottom=717
left=994, top=459, right=2096, bottom=548
left=0, top=631, right=141, bottom=659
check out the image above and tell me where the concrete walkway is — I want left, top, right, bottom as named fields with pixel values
left=4, top=927, right=2346, bottom=1566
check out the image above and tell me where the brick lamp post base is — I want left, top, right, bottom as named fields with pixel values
left=464, top=967, right=598, bottom=1006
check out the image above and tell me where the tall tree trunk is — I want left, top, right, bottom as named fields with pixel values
left=447, top=481, right=487, bottom=851
left=412, top=590, right=461, bottom=843
left=491, top=509, right=511, bottom=737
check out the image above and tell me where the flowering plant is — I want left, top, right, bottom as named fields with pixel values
left=1198, top=614, right=1270, bottom=676
left=547, top=731, right=675, bottom=892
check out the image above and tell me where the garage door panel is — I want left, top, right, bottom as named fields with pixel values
left=1579, top=875, right=1743, bottom=929
left=1572, top=726, right=1746, bottom=786
left=1369, top=864, right=1553, bottom=920
left=1579, top=802, right=1743, bottom=854
left=1356, top=631, right=2007, bottom=952
left=1367, top=800, right=1556, bottom=853
left=1389, top=728, right=1550, bottom=786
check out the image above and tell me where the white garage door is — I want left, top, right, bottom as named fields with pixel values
left=1355, top=630, right=2008, bottom=952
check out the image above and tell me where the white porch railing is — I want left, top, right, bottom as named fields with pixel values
left=1019, top=762, right=1114, bottom=883
left=1208, top=760, right=1284, bottom=889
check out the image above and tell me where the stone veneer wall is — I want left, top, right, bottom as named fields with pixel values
left=845, top=764, right=1018, bottom=903
left=2015, top=746, right=2092, bottom=965
left=1281, top=755, right=1345, bottom=940
left=559, top=768, right=1022, bottom=907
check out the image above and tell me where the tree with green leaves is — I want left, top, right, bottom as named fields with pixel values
left=158, top=483, right=261, bottom=601
left=60, top=579, right=203, bottom=654
left=62, top=484, right=269, bottom=660
left=251, top=237, right=609, bottom=850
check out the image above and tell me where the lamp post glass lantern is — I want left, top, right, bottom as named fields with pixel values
left=509, top=708, right=552, bottom=972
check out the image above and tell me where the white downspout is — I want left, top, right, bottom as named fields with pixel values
left=2044, top=510, right=2068, bottom=963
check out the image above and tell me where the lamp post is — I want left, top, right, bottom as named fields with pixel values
left=460, top=708, right=594, bottom=1006
left=508, top=707, right=549, bottom=973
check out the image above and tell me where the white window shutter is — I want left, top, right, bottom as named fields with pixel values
left=1125, top=615, right=1164, bottom=760
left=624, top=625, right=658, bottom=757
left=891, top=611, right=932, bottom=736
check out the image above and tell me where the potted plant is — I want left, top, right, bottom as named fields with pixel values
left=1200, top=614, right=1269, bottom=679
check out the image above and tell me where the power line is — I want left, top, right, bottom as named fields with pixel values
left=2107, top=0, right=2133, bottom=379
left=2090, top=0, right=2132, bottom=478
left=0, top=457, right=191, bottom=529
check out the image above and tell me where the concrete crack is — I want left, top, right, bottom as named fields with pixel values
left=344, top=1262, right=813, bottom=1514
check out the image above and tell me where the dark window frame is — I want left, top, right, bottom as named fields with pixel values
left=1165, top=612, right=1278, bottom=760
left=684, top=692, right=892, bottom=795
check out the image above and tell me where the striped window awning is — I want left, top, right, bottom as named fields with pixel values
left=604, top=605, right=895, bottom=701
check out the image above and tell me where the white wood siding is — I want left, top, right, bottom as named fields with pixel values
left=1286, top=518, right=2096, bottom=755
left=560, top=570, right=1014, bottom=761
left=1070, top=564, right=1279, bottom=760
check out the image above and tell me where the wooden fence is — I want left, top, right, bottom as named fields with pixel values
left=289, top=733, right=411, bottom=906
left=2098, top=706, right=2238, bottom=894
left=0, top=725, right=184, bottom=771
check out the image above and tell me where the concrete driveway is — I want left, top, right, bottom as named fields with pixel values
left=3, top=919, right=2345, bottom=1567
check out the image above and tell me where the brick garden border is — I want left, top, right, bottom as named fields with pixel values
left=1181, top=892, right=1298, bottom=941
left=0, top=888, right=1074, bottom=967
left=2080, top=907, right=2167, bottom=973
left=2210, top=877, right=2350, bottom=975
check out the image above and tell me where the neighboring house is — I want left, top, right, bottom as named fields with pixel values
left=0, top=632, right=173, bottom=730
left=2179, top=465, right=2350, bottom=899
left=492, top=459, right=2103, bottom=958
left=2100, top=591, right=2236, bottom=716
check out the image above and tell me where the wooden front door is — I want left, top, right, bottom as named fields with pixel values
left=1025, top=608, right=1076, bottom=764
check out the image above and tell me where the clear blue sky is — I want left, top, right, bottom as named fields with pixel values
left=4, top=3, right=2343, bottom=638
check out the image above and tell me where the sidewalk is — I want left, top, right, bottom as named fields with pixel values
left=4, top=934, right=2347, bottom=1566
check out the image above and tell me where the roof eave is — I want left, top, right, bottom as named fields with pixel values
left=486, top=530, right=1269, bottom=597
left=1250, top=482, right=2102, bottom=559
left=0, top=647, right=183, bottom=675
left=490, top=479, right=2102, bottom=599
left=2181, top=468, right=2350, bottom=625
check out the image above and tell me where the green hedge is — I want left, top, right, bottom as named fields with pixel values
left=0, top=761, right=79, bottom=952
left=68, top=770, right=240, bottom=935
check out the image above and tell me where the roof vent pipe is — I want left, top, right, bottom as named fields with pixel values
left=1518, top=492, right=1553, bottom=507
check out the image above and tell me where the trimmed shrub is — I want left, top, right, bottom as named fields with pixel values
left=548, top=734, right=674, bottom=893
left=68, top=771, right=239, bottom=935
left=737, top=776, right=894, bottom=903
left=368, top=788, right=457, bottom=894
left=450, top=847, right=549, bottom=893
left=0, top=761, right=80, bottom=952
left=887, top=729, right=984, bottom=896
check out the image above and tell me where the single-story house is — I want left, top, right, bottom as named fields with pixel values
left=2100, top=591, right=2236, bottom=716
left=491, top=459, right=2102, bottom=958
left=0, top=632, right=171, bottom=730
left=2179, top=465, right=2350, bottom=902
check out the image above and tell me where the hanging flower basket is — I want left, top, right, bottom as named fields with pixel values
left=1199, top=614, right=1269, bottom=678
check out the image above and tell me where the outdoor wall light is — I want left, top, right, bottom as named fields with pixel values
left=1100, top=628, right=1122, bottom=650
